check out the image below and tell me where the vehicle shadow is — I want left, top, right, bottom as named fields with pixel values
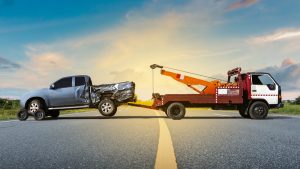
left=43, top=115, right=293, bottom=120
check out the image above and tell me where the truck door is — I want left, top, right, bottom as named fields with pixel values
left=74, top=76, right=90, bottom=105
left=251, top=74, right=278, bottom=105
left=48, top=77, right=75, bottom=107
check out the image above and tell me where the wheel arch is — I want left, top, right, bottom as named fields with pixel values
left=249, top=99, right=270, bottom=108
left=162, top=101, right=190, bottom=109
left=25, top=97, right=48, bottom=110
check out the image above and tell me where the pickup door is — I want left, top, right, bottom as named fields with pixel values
left=48, top=77, right=76, bottom=107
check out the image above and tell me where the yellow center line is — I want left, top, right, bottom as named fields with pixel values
left=154, top=110, right=177, bottom=169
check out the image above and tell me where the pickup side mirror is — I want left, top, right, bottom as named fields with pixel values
left=50, top=84, right=55, bottom=90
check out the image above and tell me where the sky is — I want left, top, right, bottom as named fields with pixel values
left=0, top=0, right=300, bottom=100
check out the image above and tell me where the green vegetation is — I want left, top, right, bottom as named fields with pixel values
left=0, top=99, right=20, bottom=120
left=270, top=103, right=300, bottom=115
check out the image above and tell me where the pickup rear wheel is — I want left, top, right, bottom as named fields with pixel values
left=98, top=99, right=117, bottom=117
left=167, top=102, right=186, bottom=120
left=249, top=101, right=268, bottom=119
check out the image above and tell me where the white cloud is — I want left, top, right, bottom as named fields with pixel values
left=258, top=58, right=300, bottom=99
left=250, top=29, right=300, bottom=44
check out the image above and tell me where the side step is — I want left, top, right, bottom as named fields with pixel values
left=48, top=105, right=89, bottom=110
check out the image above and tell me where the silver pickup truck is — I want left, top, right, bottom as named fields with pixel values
left=18, top=75, right=135, bottom=120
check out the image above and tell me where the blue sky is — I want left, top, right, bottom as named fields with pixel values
left=1, top=0, right=300, bottom=99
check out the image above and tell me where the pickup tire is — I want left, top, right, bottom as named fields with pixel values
left=17, top=109, right=29, bottom=121
left=49, top=110, right=60, bottom=118
left=98, top=99, right=117, bottom=117
left=167, top=102, right=186, bottom=120
left=34, top=109, right=46, bottom=121
left=249, top=101, right=268, bottom=119
left=28, top=99, right=43, bottom=114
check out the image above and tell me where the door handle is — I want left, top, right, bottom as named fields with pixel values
left=252, top=90, right=257, bottom=92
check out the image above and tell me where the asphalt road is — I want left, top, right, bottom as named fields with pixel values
left=0, top=106, right=299, bottom=169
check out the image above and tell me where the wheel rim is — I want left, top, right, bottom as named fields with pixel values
left=29, top=102, right=39, bottom=113
left=253, top=105, right=265, bottom=117
left=101, top=102, right=113, bottom=114
left=171, top=106, right=181, bottom=116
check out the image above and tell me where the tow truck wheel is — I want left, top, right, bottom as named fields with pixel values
left=167, top=102, right=186, bottom=120
left=98, top=99, right=117, bottom=117
left=50, top=110, right=60, bottom=118
left=238, top=106, right=250, bottom=118
left=249, top=101, right=268, bottom=119
left=17, top=109, right=29, bottom=121
left=34, top=109, right=46, bottom=121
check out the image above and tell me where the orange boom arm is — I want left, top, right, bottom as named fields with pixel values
left=160, top=69, right=221, bottom=95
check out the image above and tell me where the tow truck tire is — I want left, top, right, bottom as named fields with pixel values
left=167, top=102, right=186, bottom=120
left=34, top=109, right=46, bottom=121
left=249, top=101, right=268, bottom=119
left=98, top=99, right=117, bottom=117
left=17, top=109, right=29, bottom=121
left=238, top=106, right=250, bottom=118
left=50, top=110, right=60, bottom=118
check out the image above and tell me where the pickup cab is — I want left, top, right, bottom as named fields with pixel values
left=18, top=75, right=135, bottom=120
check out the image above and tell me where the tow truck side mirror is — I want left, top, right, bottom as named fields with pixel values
left=267, top=84, right=276, bottom=90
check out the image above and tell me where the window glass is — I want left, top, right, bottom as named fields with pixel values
left=75, top=77, right=86, bottom=86
left=252, top=74, right=274, bottom=85
left=54, top=77, right=72, bottom=89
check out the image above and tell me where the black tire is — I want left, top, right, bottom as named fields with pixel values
left=34, top=109, right=46, bottom=121
left=49, top=110, right=60, bottom=118
left=98, top=99, right=117, bottom=117
left=167, top=102, right=186, bottom=120
left=249, top=101, right=268, bottom=119
left=238, top=106, right=250, bottom=118
left=17, top=109, right=28, bottom=121
left=28, top=99, right=43, bottom=115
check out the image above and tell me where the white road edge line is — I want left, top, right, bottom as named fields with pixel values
left=154, top=111, right=177, bottom=169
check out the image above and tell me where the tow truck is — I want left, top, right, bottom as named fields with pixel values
left=150, top=64, right=284, bottom=120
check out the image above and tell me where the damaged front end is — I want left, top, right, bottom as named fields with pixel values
left=91, top=81, right=136, bottom=105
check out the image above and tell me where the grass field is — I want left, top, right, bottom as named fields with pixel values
left=270, top=103, right=300, bottom=115
left=0, top=109, right=19, bottom=120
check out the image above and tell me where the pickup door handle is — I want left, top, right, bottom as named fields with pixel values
left=252, top=90, right=257, bottom=92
